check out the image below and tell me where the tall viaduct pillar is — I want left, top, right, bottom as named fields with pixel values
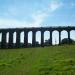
left=67, top=30, right=70, bottom=44
left=32, top=31, right=36, bottom=47
left=8, top=31, right=13, bottom=48
left=41, top=31, right=44, bottom=47
left=16, top=31, right=21, bottom=48
left=49, top=31, right=52, bottom=45
left=1, top=31, right=7, bottom=48
left=59, top=31, right=61, bottom=45
left=24, top=31, right=28, bottom=47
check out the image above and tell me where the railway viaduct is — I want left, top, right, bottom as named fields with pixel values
left=0, top=26, right=75, bottom=48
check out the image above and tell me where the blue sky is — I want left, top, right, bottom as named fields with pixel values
left=0, top=0, right=75, bottom=28
left=0, top=0, right=75, bottom=44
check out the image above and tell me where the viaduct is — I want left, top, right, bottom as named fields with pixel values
left=0, top=26, right=75, bottom=48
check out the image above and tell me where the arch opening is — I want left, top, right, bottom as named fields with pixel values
left=61, top=30, right=68, bottom=41
left=13, top=32, right=16, bottom=47
left=70, top=30, right=75, bottom=44
left=28, top=31, right=32, bottom=47
left=6, top=32, right=9, bottom=48
left=52, top=30, right=59, bottom=45
left=36, top=31, right=41, bottom=46
left=44, top=31, right=50, bottom=46
left=61, top=30, right=68, bottom=44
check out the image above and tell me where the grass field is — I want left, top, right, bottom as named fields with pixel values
left=0, top=45, right=75, bottom=75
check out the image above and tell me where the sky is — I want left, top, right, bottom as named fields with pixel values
left=0, top=0, right=75, bottom=44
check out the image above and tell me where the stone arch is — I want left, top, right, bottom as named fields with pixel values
left=61, top=30, right=68, bottom=41
left=36, top=31, right=41, bottom=45
left=6, top=32, right=9, bottom=43
left=52, top=30, right=59, bottom=45
left=70, top=30, right=75, bottom=41
left=44, top=30, right=50, bottom=46
left=28, top=31, right=32, bottom=47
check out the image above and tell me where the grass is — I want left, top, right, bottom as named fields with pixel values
left=0, top=45, right=75, bottom=75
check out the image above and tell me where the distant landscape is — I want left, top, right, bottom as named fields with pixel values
left=0, top=45, right=75, bottom=75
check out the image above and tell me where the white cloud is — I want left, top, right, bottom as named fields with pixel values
left=0, top=18, right=41, bottom=28
left=0, top=0, right=62, bottom=28
left=49, top=1, right=62, bottom=12
left=0, top=7, right=48, bottom=28
left=30, top=1, right=62, bottom=27
left=31, top=11, right=48, bottom=27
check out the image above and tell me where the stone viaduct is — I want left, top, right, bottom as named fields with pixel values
left=0, top=26, right=75, bottom=48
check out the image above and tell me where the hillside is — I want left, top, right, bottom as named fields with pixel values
left=0, top=45, right=75, bottom=75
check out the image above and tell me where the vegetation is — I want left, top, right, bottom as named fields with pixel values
left=61, top=38, right=75, bottom=44
left=0, top=45, right=75, bottom=75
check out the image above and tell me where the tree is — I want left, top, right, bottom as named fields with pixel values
left=44, top=39, right=50, bottom=46
left=35, top=41, right=40, bottom=47
left=61, top=38, right=75, bottom=44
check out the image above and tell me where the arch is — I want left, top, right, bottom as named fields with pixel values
left=28, top=31, right=32, bottom=47
left=13, top=32, right=16, bottom=47
left=52, top=30, right=59, bottom=45
left=44, top=31, right=50, bottom=46
left=70, top=30, right=75, bottom=42
left=6, top=32, right=9, bottom=48
left=6, top=32, right=9, bottom=43
left=36, top=31, right=41, bottom=46
left=20, top=31, right=24, bottom=43
left=61, top=30, right=68, bottom=41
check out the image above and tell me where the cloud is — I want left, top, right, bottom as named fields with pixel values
left=30, top=1, right=62, bottom=27
left=0, top=5, right=48, bottom=28
left=0, top=0, right=62, bottom=28
left=0, top=18, right=42, bottom=28
left=49, top=1, right=62, bottom=12
left=0, top=12, right=47, bottom=28
left=31, top=11, right=48, bottom=26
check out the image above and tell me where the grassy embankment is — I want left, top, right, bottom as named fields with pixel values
left=0, top=45, right=75, bottom=75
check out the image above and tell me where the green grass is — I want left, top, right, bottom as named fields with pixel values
left=0, top=45, right=75, bottom=75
